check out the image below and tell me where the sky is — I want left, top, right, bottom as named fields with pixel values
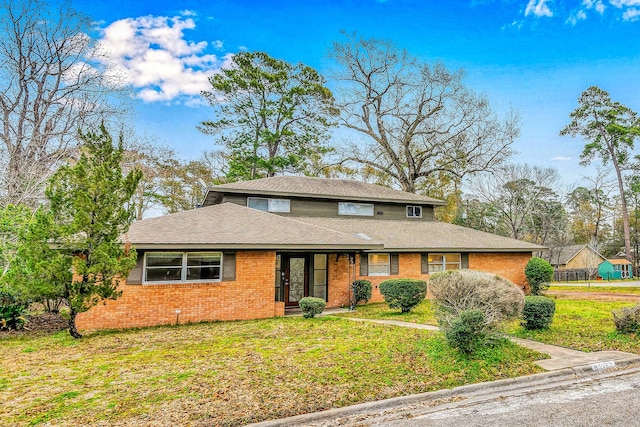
left=78, top=0, right=640, bottom=189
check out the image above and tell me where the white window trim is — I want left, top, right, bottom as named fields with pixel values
left=247, top=197, right=291, bottom=213
left=338, top=202, right=374, bottom=216
left=143, top=252, right=223, bottom=284
left=368, top=253, right=391, bottom=276
left=428, top=253, right=461, bottom=272
left=406, top=205, right=423, bottom=218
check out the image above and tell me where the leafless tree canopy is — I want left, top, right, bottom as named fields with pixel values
left=0, top=0, right=126, bottom=207
left=471, top=163, right=565, bottom=243
left=329, top=34, right=519, bottom=193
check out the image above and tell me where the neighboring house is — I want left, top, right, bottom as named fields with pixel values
left=544, top=244, right=606, bottom=270
left=76, top=176, right=545, bottom=330
left=599, top=258, right=634, bottom=280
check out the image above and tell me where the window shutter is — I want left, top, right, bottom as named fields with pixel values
left=390, top=253, right=400, bottom=275
left=421, top=253, right=429, bottom=274
left=222, top=252, right=236, bottom=281
left=359, top=253, right=368, bottom=276
left=461, top=253, right=469, bottom=269
left=127, top=253, right=144, bottom=285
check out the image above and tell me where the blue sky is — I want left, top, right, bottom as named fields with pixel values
left=79, top=0, right=640, bottom=187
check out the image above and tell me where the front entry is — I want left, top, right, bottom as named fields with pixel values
left=282, top=254, right=309, bottom=307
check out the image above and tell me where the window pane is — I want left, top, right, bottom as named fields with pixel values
left=429, top=264, right=445, bottom=273
left=314, top=254, right=327, bottom=269
left=313, top=285, right=327, bottom=300
left=269, top=198, right=290, bottom=212
left=368, top=253, right=390, bottom=275
left=446, top=253, right=461, bottom=263
left=445, top=263, right=460, bottom=270
left=339, top=202, right=374, bottom=216
left=145, top=267, right=182, bottom=282
left=247, top=197, right=269, bottom=211
left=186, top=253, right=221, bottom=266
left=314, top=270, right=327, bottom=286
left=146, top=253, right=182, bottom=267
left=186, top=267, right=220, bottom=280
left=428, top=254, right=444, bottom=264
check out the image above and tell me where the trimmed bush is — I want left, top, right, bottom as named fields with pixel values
left=445, top=309, right=487, bottom=355
left=379, top=279, right=427, bottom=313
left=612, top=305, right=640, bottom=334
left=352, top=280, right=372, bottom=307
left=525, top=257, right=554, bottom=295
left=299, top=297, right=326, bottom=318
left=522, top=296, right=555, bottom=330
left=0, top=291, right=27, bottom=330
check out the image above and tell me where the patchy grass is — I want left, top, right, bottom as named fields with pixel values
left=548, top=285, right=640, bottom=294
left=337, top=301, right=438, bottom=325
left=1, top=316, right=544, bottom=426
left=511, top=295, right=640, bottom=353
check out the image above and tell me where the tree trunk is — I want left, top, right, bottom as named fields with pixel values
left=612, top=157, right=632, bottom=261
left=68, top=308, right=83, bottom=339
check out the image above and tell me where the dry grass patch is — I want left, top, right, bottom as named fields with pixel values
left=1, top=316, right=543, bottom=426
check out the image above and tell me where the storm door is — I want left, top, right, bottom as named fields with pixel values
left=282, top=254, right=309, bottom=307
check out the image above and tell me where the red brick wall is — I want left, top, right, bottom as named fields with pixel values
left=468, top=252, right=531, bottom=290
left=76, top=251, right=277, bottom=331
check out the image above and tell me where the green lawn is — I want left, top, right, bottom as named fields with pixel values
left=511, top=297, right=640, bottom=353
left=343, top=294, right=640, bottom=355
left=336, top=300, right=438, bottom=325
left=1, top=316, right=544, bottom=426
left=548, top=285, right=640, bottom=294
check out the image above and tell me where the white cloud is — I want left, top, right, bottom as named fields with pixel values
left=212, top=40, right=224, bottom=50
left=97, top=12, right=229, bottom=103
left=552, top=156, right=572, bottom=161
left=610, top=0, right=640, bottom=7
left=622, top=7, right=640, bottom=19
left=525, top=0, right=553, bottom=17
left=566, top=9, right=588, bottom=24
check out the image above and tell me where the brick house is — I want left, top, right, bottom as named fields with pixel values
left=76, top=176, right=544, bottom=330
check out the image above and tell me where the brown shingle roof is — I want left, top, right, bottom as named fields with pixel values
left=205, top=176, right=445, bottom=206
left=544, top=244, right=605, bottom=266
left=295, top=217, right=545, bottom=252
left=125, top=203, right=382, bottom=250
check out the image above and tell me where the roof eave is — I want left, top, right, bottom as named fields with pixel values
left=130, top=243, right=384, bottom=251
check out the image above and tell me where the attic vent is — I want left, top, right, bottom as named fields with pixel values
left=353, top=233, right=373, bottom=241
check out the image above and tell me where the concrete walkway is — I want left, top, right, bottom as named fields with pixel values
left=342, top=317, right=640, bottom=371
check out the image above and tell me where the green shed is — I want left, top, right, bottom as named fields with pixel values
left=598, top=259, right=633, bottom=280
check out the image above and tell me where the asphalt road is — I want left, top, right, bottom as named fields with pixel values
left=310, top=368, right=640, bottom=427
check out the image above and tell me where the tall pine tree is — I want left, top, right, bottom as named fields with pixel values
left=46, top=124, right=141, bottom=338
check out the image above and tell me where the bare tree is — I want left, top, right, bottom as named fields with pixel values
left=0, top=0, right=126, bottom=207
left=585, top=240, right=603, bottom=288
left=329, top=34, right=518, bottom=194
left=472, top=164, right=564, bottom=242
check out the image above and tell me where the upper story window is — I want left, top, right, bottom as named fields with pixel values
left=338, top=202, right=374, bottom=216
left=144, top=252, right=222, bottom=283
left=406, top=205, right=422, bottom=218
left=247, top=197, right=290, bottom=213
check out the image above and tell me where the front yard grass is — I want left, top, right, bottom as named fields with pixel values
left=1, top=316, right=544, bottom=426
left=548, top=285, right=640, bottom=294
left=337, top=300, right=438, bottom=325
left=510, top=297, right=640, bottom=353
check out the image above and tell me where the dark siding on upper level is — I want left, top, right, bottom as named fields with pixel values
left=219, top=194, right=435, bottom=221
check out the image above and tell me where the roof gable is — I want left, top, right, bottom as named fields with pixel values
left=204, top=176, right=445, bottom=206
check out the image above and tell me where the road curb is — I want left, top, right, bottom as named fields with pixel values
left=247, top=365, right=625, bottom=427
